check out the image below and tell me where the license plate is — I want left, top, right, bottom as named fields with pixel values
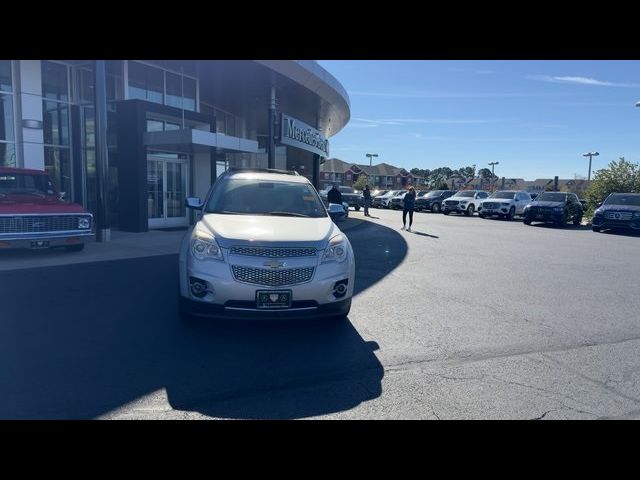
left=30, top=240, right=50, bottom=249
left=256, top=290, right=292, bottom=309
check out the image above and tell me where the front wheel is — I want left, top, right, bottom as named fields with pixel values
left=443, top=210, right=450, bottom=215
left=592, top=226, right=601, bottom=232
left=556, top=211, right=568, bottom=227
left=432, top=203, right=441, bottom=213
left=523, top=217, right=532, bottom=225
left=478, top=213, right=486, bottom=218
left=466, top=204, right=475, bottom=217
left=506, top=206, right=515, bottom=221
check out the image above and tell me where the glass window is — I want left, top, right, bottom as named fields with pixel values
left=165, top=72, right=182, bottom=109
left=0, top=93, right=14, bottom=141
left=76, top=67, right=95, bottom=104
left=42, top=61, right=69, bottom=102
left=83, top=106, right=95, bottom=148
left=44, top=147, right=72, bottom=194
left=128, top=61, right=163, bottom=104
left=165, top=121, right=180, bottom=131
left=0, top=60, right=12, bottom=92
left=200, top=102, right=214, bottom=117
left=183, top=77, right=196, bottom=112
left=226, top=113, right=235, bottom=136
left=147, top=119, right=164, bottom=132
left=106, top=60, right=124, bottom=102
left=215, top=109, right=225, bottom=133
left=43, top=101, right=70, bottom=145
left=0, top=142, right=16, bottom=167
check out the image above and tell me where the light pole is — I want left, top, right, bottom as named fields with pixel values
left=488, top=161, right=499, bottom=192
left=582, top=151, right=599, bottom=183
left=366, top=153, right=378, bottom=166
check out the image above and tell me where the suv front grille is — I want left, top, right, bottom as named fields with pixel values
left=230, top=246, right=317, bottom=257
left=445, top=200, right=459, bottom=206
left=0, top=215, right=81, bottom=234
left=604, top=211, right=633, bottom=220
left=231, top=265, right=315, bottom=286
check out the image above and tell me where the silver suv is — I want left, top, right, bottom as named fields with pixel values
left=178, top=169, right=355, bottom=320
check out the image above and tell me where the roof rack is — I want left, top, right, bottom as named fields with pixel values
left=226, top=168, right=300, bottom=176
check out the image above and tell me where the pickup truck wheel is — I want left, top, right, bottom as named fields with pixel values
left=65, top=244, right=85, bottom=252
left=432, top=203, right=441, bottom=213
left=466, top=205, right=475, bottom=217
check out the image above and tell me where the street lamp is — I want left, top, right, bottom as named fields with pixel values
left=366, top=153, right=378, bottom=166
left=582, top=151, right=599, bottom=183
left=488, top=161, right=499, bottom=192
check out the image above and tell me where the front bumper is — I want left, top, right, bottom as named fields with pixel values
left=443, top=204, right=467, bottom=213
left=0, top=231, right=95, bottom=250
left=181, top=296, right=352, bottom=320
left=478, top=205, right=511, bottom=216
left=592, top=217, right=640, bottom=230
left=523, top=210, right=564, bottom=223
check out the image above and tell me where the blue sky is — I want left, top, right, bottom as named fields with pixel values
left=317, top=60, right=640, bottom=180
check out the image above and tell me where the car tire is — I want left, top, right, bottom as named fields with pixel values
left=523, top=217, right=532, bottom=225
left=506, top=207, right=515, bottom=221
left=432, top=203, right=441, bottom=213
left=592, top=226, right=601, bottom=232
left=65, top=244, right=85, bottom=252
left=573, top=215, right=582, bottom=226
left=478, top=213, right=486, bottom=218
left=466, top=204, right=475, bottom=217
left=443, top=210, right=450, bottom=215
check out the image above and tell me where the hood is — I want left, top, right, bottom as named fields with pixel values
left=481, top=198, right=514, bottom=204
left=200, top=214, right=336, bottom=248
left=596, top=204, right=640, bottom=214
left=0, top=193, right=88, bottom=214
left=529, top=200, right=565, bottom=208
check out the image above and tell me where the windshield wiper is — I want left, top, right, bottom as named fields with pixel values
left=264, top=211, right=310, bottom=217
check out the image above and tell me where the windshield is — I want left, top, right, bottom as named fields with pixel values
left=339, top=187, right=354, bottom=193
left=604, top=194, right=640, bottom=206
left=0, top=173, right=56, bottom=196
left=456, top=191, right=476, bottom=198
left=536, top=192, right=567, bottom=202
left=426, top=190, right=444, bottom=198
left=489, top=191, right=516, bottom=199
left=205, top=179, right=328, bottom=217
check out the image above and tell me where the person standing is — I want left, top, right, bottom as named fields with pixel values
left=401, top=186, right=416, bottom=232
left=327, top=183, right=342, bottom=205
left=363, top=185, right=371, bottom=216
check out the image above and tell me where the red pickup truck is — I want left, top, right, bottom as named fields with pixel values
left=0, top=167, right=94, bottom=251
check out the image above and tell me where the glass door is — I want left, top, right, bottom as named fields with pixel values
left=147, top=155, right=189, bottom=229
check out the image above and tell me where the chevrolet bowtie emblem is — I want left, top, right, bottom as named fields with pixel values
left=264, top=260, right=286, bottom=269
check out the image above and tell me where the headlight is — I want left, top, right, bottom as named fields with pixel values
left=633, top=212, right=640, bottom=218
left=322, top=234, right=348, bottom=263
left=500, top=202, right=510, bottom=207
left=191, top=230, right=223, bottom=261
left=460, top=201, right=468, bottom=205
left=78, top=217, right=90, bottom=229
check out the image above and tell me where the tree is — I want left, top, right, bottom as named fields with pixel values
left=585, top=157, right=640, bottom=216
left=352, top=175, right=371, bottom=191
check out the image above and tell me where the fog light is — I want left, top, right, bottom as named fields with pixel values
left=333, top=279, right=348, bottom=298
left=189, top=277, right=210, bottom=298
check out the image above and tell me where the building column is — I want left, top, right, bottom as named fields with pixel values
left=94, top=60, right=110, bottom=242
left=267, top=85, right=276, bottom=169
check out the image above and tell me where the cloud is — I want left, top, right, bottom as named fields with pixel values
left=529, top=75, right=640, bottom=88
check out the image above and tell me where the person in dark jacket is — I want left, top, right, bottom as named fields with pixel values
left=401, top=186, right=416, bottom=232
left=327, top=184, right=342, bottom=205
left=363, top=185, right=371, bottom=216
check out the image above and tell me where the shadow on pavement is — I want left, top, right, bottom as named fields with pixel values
left=0, top=221, right=406, bottom=419
left=410, top=231, right=439, bottom=238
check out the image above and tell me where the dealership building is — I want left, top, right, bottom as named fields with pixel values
left=0, top=60, right=350, bottom=233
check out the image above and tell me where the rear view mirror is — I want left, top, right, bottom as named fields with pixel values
left=185, top=197, right=203, bottom=209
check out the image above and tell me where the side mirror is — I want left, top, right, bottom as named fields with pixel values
left=596, top=202, right=602, bottom=208
left=185, top=197, right=203, bottom=209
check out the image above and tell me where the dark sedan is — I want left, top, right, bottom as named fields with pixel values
left=522, top=191, right=584, bottom=227
left=415, top=190, right=457, bottom=213
left=591, top=193, right=640, bottom=233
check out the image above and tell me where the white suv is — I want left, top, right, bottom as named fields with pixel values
left=178, top=169, right=355, bottom=321
left=442, top=190, right=490, bottom=216
left=478, top=190, right=532, bottom=220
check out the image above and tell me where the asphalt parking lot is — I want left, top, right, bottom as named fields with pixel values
left=1, top=208, right=639, bottom=419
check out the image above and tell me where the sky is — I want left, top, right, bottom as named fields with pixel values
left=317, top=60, right=640, bottom=180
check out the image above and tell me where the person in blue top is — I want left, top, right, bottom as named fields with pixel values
left=401, top=186, right=416, bottom=232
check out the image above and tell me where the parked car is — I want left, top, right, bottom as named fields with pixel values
left=371, top=189, right=388, bottom=198
left=591, top=192, right=640, bottom=233
left=179, top=168, right=355, bottom=321
left=522, top=191, right=584, bottom=227
left=327, top=202, right=349, bottom=222
left=442, top=190, right=490, bottom=216
left=390, top=191, right=408, bottom=210
left=414, top=190, right=457, bottom=213
left=478, top=190, right=532, bottom=220
left=0, top=167, right=94, bottom=251
left=319, top=186, right=363, bottom=211
left=373, top=190, right=403, bottom=209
